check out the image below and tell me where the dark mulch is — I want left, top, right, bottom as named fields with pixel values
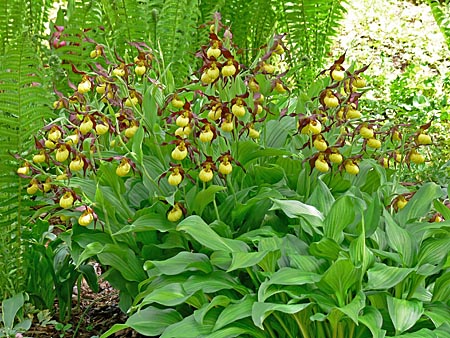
left=26, top=276, right=145, bottom=338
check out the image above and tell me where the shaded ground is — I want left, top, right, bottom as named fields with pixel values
left=27, top=278, right=143, bottom=338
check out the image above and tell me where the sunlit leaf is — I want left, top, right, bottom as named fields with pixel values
left=177, top=216, right=249, bottom=253
left=227, top=251, right=269, bottom=272
left=191, top=185, right=226, bottom=216
left=387, top=295, right=424, bottom=334
left=358, top=306, right=386, bottom=338
left=213, top=294, right=255, bottom=331
left=323, top=195, right=358, bottom=243
left=144, top=251, right=213, bottom=276
left=251, top=302, right=311, bottom=329
left=366, top=263, right=415, bottom=290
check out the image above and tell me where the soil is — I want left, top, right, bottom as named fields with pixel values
left=25, top=275, right=144, bottom=338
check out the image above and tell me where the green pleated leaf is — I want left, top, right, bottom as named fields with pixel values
left=183, top=271, right=249, bottom=295
left=264, top=118, right=294, bottom=148
left=365, top=195, right=382, bottom=237
left=194, top=295, right=231, bottom=326
left=418, top=237, right=450, bottom=266
left=227, top=251, right=269, bottom=272
left=337, top=290, right=366, bottom=324
left=161, top=313, right=213, bottom=338
left=424, top=303, right=450, bottom=328
left=358, top=306, right=386, bottom=338
left=75, top=242, right=105, bottom=268
left=387, top=296, right=424, bottom=335
left=177, top=216, right=249, bottom=253
left=114, top=212, right=175, bottom=235
left=310, top=237, right=342, bottom=261
left=253, top=164, right=285, bottom=185
left=433, top=200, right=450, bottom=220
left=251, top=302, right=311, bottom=329
left=366, top=263, right=415, bottom=290
left=191, top=185, right=227, bottom=216
left=384, top=210, right=416, bottom=267
left=97, top=244, right=146, bottom=282
left=396, top=182, right=444, bottom=226
left=100, top=324, right=129, bottom=338
left=258, top=267, right=321, bottom=302
left=306, top=178, right=335, bottom=215
left=431, top=271, right=450, bottom=302
left=125, top=306, right=182, bottom=336
left=139, top=283, right=189, bottom=307
left=324, top=195, right=357, bottom=243
left=318, top=259, right=359, bottom=307
left=270, top=198, right=324, bottom=230
left=144, top=251, right=213, bottom=276
left=213, top=295, right=255, bottom=331
left=237, top=141, right=291, bottom=165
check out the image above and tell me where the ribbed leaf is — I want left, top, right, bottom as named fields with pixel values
left=366, top=263, right=415, bottom=290
left=177, top=216, right=249, bottom=253
left=144, top=251, right=213, bottom=276
left=251, top=302, right=311, bottom=329
left=387, top=296, right=424, bottom=335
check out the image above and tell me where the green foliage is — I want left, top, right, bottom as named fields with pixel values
left=427, top=0, right=450, bottom=48
left=17, top=16, right=449, bottom=336
left=0, top=34, right=54, bottom=299
left=0, top=293, right=32, bottom=337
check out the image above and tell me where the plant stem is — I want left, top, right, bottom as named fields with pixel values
left=273, top=312, right=295, bottom=338
left=293, top=313, right=310, bottom=338
left=263, top=322, right=277, bottom=338
left=213, top=198, right=221, bottom=222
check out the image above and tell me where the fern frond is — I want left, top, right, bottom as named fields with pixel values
left=0, top=34, right=54, bottom=298
left=155, top=0, right=201, bottom=85
left=278, top=0, right=348, bottom=87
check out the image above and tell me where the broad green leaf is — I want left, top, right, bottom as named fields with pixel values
left=431, top=271, right=450, bottom=302
left=336, top=291, right=366, bottom=324
left=191, top=185, right=226, bottom=216
left=390, top=328, right=438, bottom=337
left=177, top=216, right=249, bottom=253
left=424, top=303, right=450, bottom=327
left=309, top=237, right=341, bottom=261
left=270, top=199, right=324, bottom=231
left=258, top=267, right=321, bottom=302
left=324, top=195, right=357, bottom=243
left=213, top=295, right=255, bottom=330
left=1, top=292, right=25, bottom=329
left=387, top=296, right=424, bottom=335
left=210, top=251, right=232, bottom=270
left=366, top=263, right=415, bottom=290
left=75, top=242, right=104, bottom=268
left=418, top=237, right=450, bottom=266
left=205, top=326, right=260, bottom=338
left=358, top=306, right=386, bottom=338
left=194, top=295, right=230, bottom=326
left=434, top=200, right=450, bottom=220
left=161, top=313, right=213, bottom=338
left=183, top=271, right=249, bottom=295
left=251, top=302, right=310, bottom=329
left=349, top=233, right=374, bottom=274
left=126, top=306, right=182, bottom=336
left=264, top=118, right=294, bottom=148
left=253, top=164, right=285, bottom=185
left=396, top=182, right=443, bottom=226
left=237, top=141, right=290, bottom=165
left=139, top=283, right=189, bottom=307
left=79, top=264, right=99, bottom=293
left=288, top=254, right=326, bottom=273
left=365, top=195, right=382, bottom=237
left=144, top=251, right=212, bottom=276
left=100, top=324, right=129, bottom=338
left=114, top=213, right=175, bottom=235
left=98, top=244, right=146, bottom=282
left=227, top=251, right=269, bottom=272
left=384, top=210, right=416, bottom=267
left=318, top=259, right=359, bottom=307
left=306, top=178, right=335, bottom=215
